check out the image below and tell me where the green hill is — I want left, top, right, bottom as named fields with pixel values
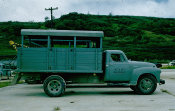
left=0, top=12, right=175, bottom=62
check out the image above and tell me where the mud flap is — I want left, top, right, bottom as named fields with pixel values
left=11, top=73, right=22, bottom=85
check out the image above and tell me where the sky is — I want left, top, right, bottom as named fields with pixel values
left=0, top=0, right=174, bottom=22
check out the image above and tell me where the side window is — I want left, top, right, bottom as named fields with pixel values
left=111, top=54, right=125, bottom=62
left=51, top=40, right=71, bottom=48
left=51, top=36, right=74, bottom=48
left=24, top=36, right=48, bottom=48
left=76, top=41, right=89, bottom=48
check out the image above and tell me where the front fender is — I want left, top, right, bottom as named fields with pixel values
left=129, top=67, right=161, bottom=85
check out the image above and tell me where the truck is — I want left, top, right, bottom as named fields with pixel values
left=14, top=29, right=165, bottom=97
left=0, top=63, right=12, bottom=80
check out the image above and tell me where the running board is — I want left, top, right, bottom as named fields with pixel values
left=66, top=83, right=130, bottom=88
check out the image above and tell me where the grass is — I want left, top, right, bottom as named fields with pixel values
left=144, top=59, right=170, bottom=63
left=161, top=66, right=175, bottom=69
left=0, top=80, right=24, bottom=88
left=0, top=81, right=11, bottom=88
left=161, top=89, right=175, bottom=97
left=0, top=50, right=16, bottom=56
left=54, top=106, right=60, bottom=111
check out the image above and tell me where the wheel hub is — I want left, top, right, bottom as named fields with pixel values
left=48, top=80, right=61, bottom=93
left=140, top=78, right=153, bottom=90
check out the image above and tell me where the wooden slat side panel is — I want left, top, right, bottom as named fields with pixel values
left=53, top=48, right=103, bottom=72
left=51, top=48, right=68, bottom=70
left=20, top=48, right=48, bottom=70
left=75, top=48, right=102, bottom=71
left=18, top=48, right=103, bottom=73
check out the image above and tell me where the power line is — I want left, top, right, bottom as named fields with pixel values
left=45, top=7, right=58, bottom=28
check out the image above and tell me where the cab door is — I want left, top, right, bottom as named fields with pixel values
left=105, top=53, right=132, bottom=82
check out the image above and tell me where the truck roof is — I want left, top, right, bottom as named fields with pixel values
left=21, top=29, right=104, bottom=38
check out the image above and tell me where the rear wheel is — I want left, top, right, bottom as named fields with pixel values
left=43, top=75, right=66, bottom=97
left=136, top=75, right=157, bottom=95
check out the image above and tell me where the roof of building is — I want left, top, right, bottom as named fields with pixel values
left=21, top=29, right=104, bottom=37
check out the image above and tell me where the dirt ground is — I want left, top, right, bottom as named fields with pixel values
left=0, top=69, right=175, bottom=111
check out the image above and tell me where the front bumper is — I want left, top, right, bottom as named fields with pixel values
left=160, top=79, right=165, bottom=85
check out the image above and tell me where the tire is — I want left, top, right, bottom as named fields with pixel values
left=136, top=75, right=157, bottom=95
left=43, top=75, right=66, bottom=97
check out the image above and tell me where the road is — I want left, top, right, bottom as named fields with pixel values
left=0, top=69, right=175, bottom=111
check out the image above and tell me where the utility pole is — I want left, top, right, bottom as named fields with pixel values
left=45, top=7, right=58, bottom=28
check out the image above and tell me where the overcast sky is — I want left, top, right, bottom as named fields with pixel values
left=0, top=0, right=174, bottom=22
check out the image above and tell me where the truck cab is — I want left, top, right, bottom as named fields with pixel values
left=104, top=50, right=162, bottom=83
left=15, top=29, right=164, bottom=97
left=104, top=50, right=132, bottom=82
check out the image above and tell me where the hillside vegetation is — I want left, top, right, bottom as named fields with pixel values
left=0, top=12, right=175, bottom=62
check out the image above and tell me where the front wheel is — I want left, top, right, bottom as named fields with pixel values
left=43, top=75, right=66, bottom=97
left=136, top=75, right=157, bottom=95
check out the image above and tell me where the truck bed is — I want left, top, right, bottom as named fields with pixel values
left=17, top=48, right=103, bottom=73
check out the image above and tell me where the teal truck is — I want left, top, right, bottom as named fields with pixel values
left=0, top=63, right=12, bottom=80
left=14, top=29, right=165, bottom=97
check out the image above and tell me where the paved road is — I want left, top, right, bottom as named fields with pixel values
left=0, top=70, right=175, bottom=111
